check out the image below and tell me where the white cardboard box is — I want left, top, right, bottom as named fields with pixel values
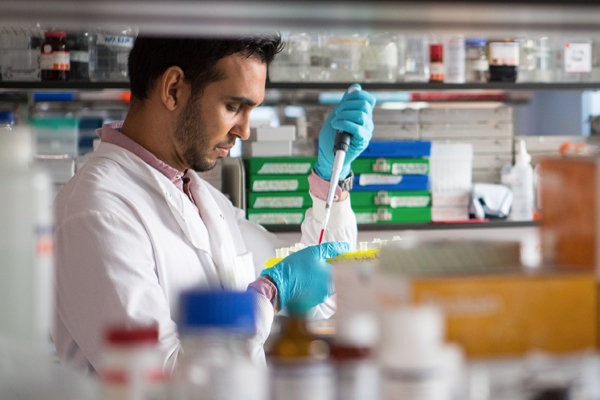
left=251, top=141, right=293, bottom=157
left=431, top=206, right=470, bottom=222
left=256, top=126, right=296, bottom=141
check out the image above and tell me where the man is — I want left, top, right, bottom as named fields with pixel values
left=52, top=36, right=375, bottom=374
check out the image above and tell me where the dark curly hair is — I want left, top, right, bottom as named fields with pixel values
left=128, top=35, right=283, bottom=102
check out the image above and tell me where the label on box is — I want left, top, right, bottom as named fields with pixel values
left=97, top=35, right=134, bottom=48
left=489, top=42, right=519, bottom=66
left=359, top=174, right=403, bottom=186
left=252, top=179, right=299, bottom=192
left=258, top=163, right=312, bottom=174
left=355, top=213, right=377, bottom=224
left=40, top=51, right=70, bottom=71
left=248, top=213, right=303, bottom=225
left=390, top=196, right=430, bottom=208
left=564, top=43, right=592, bottom=73
left=392, top=163, right=428, bottom=175
left=254, top=196, right=304, bottom=208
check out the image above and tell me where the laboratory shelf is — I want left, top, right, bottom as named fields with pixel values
left=0, top=81, right=130, bottom=91
left=265, top=82, right=600, bottom=91
left=2, top=81, right=600, bottom=92
left=262, top=219, right=538, bottom=233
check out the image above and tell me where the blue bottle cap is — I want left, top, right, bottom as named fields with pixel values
left=466, top=37, right=487, bottom=47
left=0, top=112, right=14, bottom=125
left=179, top=290, right=256, bottom=336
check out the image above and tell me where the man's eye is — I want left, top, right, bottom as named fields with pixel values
left=227, top=104, right=239, bottom=112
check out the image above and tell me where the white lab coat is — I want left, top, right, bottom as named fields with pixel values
left=52, top=142, right=357, bottom=374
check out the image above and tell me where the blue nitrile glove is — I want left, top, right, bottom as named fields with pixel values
left=314, top=83, right=377, bottom=181
left=260, top=242, right=350, bottom=311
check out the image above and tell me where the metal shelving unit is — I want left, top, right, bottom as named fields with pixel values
left=1, top=81, right=600, bottom=92
left=263, top=220, right=538, bottom=233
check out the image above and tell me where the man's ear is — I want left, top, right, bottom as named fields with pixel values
left=159, top=66, right=189, bottom=111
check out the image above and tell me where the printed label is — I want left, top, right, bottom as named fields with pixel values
left=97, top=35, right=134, bottom=48
left=381, top=366, right=447, bottom=400
left=489, top=42, right=519, bottom=66
left=258, top=163, right=312, bottom=174
left=429, top=62, right=444, bottom=81
left=356, top=213, right=377, bottom=224
left=338, top=361, right=380, bottom=400
left=254, top=196, right=304, bottom=208
left=40, top=51, right=70, bottom=70
left=249, top=213, right=303, bottom=225
left=253, top=179, right=299, bottom=192
left=564, top=43, right=592, bottom=73
left=359, top=174, right=403, bottom=186
left=70, top=51, right=90, bottom=63
left=390, top=196, right=430, bottom=208
left=392, top=163, right=428, bottom=175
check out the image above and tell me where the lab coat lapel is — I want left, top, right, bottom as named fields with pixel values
left=188, top=172, right=238, bottom=289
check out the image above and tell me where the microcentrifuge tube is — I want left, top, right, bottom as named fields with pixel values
left=380, top=240, right=389, bottom=247
left=281, top=248, right=290, bottom=257
left=392, top=236, right=402, bottom=241
left=359, top=242, right=369, bottom=251
left=275, top=248, right=283, bottom=258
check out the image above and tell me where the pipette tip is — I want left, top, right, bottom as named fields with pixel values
left=318, top=229, right=325, bottom=245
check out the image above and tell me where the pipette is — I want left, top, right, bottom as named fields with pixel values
left=318, top=86, right=359, bottom=244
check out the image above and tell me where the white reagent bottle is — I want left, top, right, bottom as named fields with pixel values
left=510, top=140, right=534, bottom=221
left=0, top=126, right=54, bottom=350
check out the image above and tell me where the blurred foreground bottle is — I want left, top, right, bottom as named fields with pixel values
left=0, top=125, right=53, bottom=351
left=100, top=325, right=168, bottom=400
left=171, top=290, right=266, bottom=400
left=269, top=301, right=335, bottom=400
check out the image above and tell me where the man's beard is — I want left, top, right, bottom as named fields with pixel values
left=174, top=98, right=217, bottom=172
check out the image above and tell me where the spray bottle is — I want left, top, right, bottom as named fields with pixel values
left=510, top=140, right=534, bottom=221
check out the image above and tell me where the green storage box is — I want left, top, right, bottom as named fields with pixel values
left=249, top=192, right=313, bottom=209
left=248, top=157, right=317, bottom=175
left=351, top=157, right=429, bottom=175
left=351, top=190, right=431, bottom=208
left=353, top=206, right=431, bottom=224
left=249, top=175, right=310, bottom=192
left=247, top=208, right=307, bottom=225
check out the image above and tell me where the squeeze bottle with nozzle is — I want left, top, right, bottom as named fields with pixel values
left=510, top=140, right=534, bottom=221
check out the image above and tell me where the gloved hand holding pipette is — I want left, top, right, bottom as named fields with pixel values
left=314, top=84, right=376, bottom=243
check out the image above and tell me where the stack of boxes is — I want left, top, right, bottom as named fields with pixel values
left=350, top=140, right=432, bottom=224
left=246, top=156, right=317, bottom=225
left=246, top=125, right=296, bottom=157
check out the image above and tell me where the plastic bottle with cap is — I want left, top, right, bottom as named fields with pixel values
left=0, top=111, right=15, bottom=129
left=0, top=126, right=53, bottom=350
left=171, top=290, right=266, bottom=400
left=99, top=325, right=168, bottom=400
left=331, top=312, right=379, bottom=400
left=269, top=300, right=334, bottom=400
left=379, top=306, right=451, bottom=400
left=510, top=140, right=534, bottom=221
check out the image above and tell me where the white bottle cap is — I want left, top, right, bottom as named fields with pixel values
left=0, top=127, right=33, bottom=169
left=336, top=312, right=379, bottom=347
left=515, top=139, right=531, bottom=165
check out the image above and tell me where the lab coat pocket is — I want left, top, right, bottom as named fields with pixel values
left=233, top=252, right=256, bottom=289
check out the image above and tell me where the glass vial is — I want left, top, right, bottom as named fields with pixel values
left=327, top=33, right=368, bottom=83
left=488, top=39, right=519, bottom=82
left=361, top=32, right=398, bottom=83
left=518, top=37, right=553, bottom=83
left=444, top=35, right=465, bottom=84
left=41, top=31, right=69, bottom=81
left=465, top=37, right=488, bottom=83
left=66, top=31, right=90, bottom=81
left=404, top=35, right=429, bottom=82
left=0, top=26, right=42, bottom=81
left=556, top=38, right=592, bottom=82
left=89, top=28, right=134, bottom=82
left=429, top=43, right=444, bottom=83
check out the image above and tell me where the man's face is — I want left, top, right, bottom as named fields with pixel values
left=174, top=53, right=266, bottom=172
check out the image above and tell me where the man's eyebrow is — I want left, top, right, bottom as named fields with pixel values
left=227, top=96, right=260, bottom=107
